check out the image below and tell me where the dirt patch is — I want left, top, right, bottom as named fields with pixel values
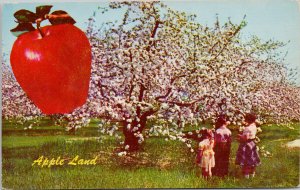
left=156, top=158, right=172, bottom=169
left=286, top=139, right=300, bottom=148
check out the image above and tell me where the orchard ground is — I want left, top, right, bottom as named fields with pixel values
left=2, top=119, right=299, bottom=189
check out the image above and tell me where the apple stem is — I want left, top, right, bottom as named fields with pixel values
left=36, top=19, right=44, bottom=38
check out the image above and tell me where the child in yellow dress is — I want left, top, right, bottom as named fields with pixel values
left=197, top=129, right=215, bottom=178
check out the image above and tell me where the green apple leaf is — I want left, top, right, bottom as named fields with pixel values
left=36, top=5, right=53, bottom=18
left=14, top=9, right=37, bottom=23
left=48, top=10, right=76, bottom=25
left=10, top=23, right=35, bottom=37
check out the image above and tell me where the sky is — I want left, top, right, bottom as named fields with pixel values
left=1, top=0, right=300, bottom=84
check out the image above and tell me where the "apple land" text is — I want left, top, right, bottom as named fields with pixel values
left=32, top=155, right=98, bottom=168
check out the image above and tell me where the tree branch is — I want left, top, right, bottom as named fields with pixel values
left=161, top=95, right=213, bottom=107
left=209, top=21, right=243, bottom=58
left=146, top=20, right=163, bottom=51
left=155, top=74, right=186, bottom=101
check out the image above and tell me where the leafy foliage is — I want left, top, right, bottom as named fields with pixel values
left=10, top=5, right=76, bottom=37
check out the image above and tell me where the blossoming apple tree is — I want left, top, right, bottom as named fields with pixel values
left=2, top=55, right=42, bottom=126
left=82, top=2, right=300, bottom=151
left=2, top=2, right=300, bottom=152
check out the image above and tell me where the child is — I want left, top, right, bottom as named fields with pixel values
left=197, top=129, right=215, bottom=179
left=235, top=113, right=261, bottom=178
left=213, top=115, right=232, bottom=177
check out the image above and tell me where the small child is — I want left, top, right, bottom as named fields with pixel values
left=235, top=113, right=261, bottom=179
left=213, top=115, right=232, bottom=177
left=197, top=129, right=215, bottom=179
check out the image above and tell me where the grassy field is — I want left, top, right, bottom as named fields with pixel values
left=2, top=119, right=299, bottom=189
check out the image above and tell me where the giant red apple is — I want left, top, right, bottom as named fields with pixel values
left=10, top=21, right=91, bottom=114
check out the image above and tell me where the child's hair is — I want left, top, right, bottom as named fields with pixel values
left=200, top=129, right=214, bottom=139
left=215, top=114, right=227, bottom=129
left=244, top=113, right=257, bottom=124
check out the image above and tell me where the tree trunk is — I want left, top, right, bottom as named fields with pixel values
left=124, top=131, right=140, bottom=152
left=121, top=109, right=154, bottom=152
left=122, top=117, right=147, bottom=152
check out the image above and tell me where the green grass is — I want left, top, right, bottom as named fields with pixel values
left=2, top=120, right=299, bottom=189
